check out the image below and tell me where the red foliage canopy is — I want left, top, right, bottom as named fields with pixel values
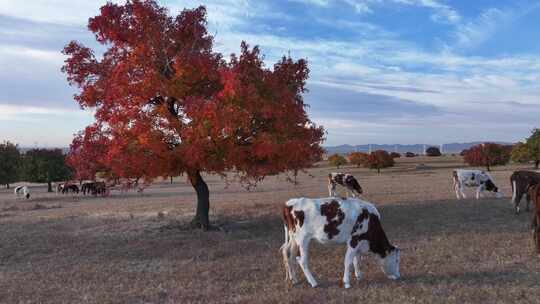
left=366, top=150, right=394, bottom=173
left=62, top=1, right=325, bottom=227
left=462, top=143, right=511, bottom=171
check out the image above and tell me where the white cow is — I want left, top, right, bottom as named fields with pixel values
left=452, top=169, right=502, bottom=199
left=281, top=197, right=400, bottom=289
left=14, top=185, right=30, bottom=199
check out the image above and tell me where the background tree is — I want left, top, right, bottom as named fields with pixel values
left=405, top=152, right=415, bottom=157
left=425, top=146, right=441, bottom=157
left=366, top=150, right=394, bottom=174
left=62, top=1, right=324, bottom=229
left=0, top=141, right=21, bottom=188
left=348, top=152, right=368, bottom=167
left=67, top=125, right=111, bottom=182
left=526, top=129, right=540, bottom=169
left=22, top=149, right=71, bottom=192
left=511, top=142, right=530, bottom=164
left=463, top=143, right=511, bottom=171
left=390, top=152, right=401, bottom=158
left=328, top=154, right=347, bottom=169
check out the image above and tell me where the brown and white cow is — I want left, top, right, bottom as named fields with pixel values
left=281, top=197, right=400, bottom=288
left=328, top=173, right=363, bottom=198
left=527, top=184, right=540, bottom=254
left=510, top=171, right=540, bottom=214
left=452, top=169, right=502, bottom=200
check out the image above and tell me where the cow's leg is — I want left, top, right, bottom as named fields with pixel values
left=342, top=246, right=356, bottom=289
left=511, top=180, right=517, bottom=206
left=328, top=182, right=335, bottom=197
left=352, top=254, right=363, bottom=281
left=295, top=237, right=317, bottom=288
left=515, top=190, right=524, bottom=214
left=454, top=182, right=461, bottom=199
left=459, top=184, right=467, bottom=199
left=281, top=227, right=300, bottom=284
left=475, top=186, right=482, bottom=199
left=526, top=191, right=531, bottom=212
left=281, top=227, right=293, bottom=282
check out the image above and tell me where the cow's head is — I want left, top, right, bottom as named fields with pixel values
left=485, top=180, right=502, bottom=198
left=380, top=246, right=400, bottom=280
left=345, top=175, right=363, bottom=194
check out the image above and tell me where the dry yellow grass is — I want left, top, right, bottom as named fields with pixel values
left=1, top=156, right=539, bottom=303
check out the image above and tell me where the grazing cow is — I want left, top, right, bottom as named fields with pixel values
left=62, top=184, right=80, bottom=194
left=510, top=171, right=540, bottom=214
left=328, top=173, right=363, bottom=198
left=527, top=184, right=540, bottom=254
left=56, top=183, right=64, bottom=194
left=452, top=169, right=502, bottom=199
left=14, top=186, right=30, bottom=199
left=281, top=197, right=400, bottom=288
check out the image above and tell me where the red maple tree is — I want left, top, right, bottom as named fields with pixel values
left=463, top=143, right=511, bottom=171
left=62, top=1, right=325, bottom=229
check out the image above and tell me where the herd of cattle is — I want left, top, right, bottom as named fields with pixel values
left=280, top=169, right=540, bottom=288
left=12, top=180, right=147, bottom=200
left=9, top=168, right=540, bottom=289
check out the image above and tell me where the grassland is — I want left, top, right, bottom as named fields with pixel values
left=1, top=156, right=539, bottom=303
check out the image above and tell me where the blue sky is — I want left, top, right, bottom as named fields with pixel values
left=1, top=0, right=540, bottom=147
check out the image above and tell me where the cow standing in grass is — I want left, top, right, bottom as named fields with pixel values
left=510, top=171, right=540, bottom=214
left=452, top=169, right=502, bottom=200
left=62, top=184, right=80, bottom=194
left=14, top=186, right=30, bottom=199
left=527, top=184, right=540, bottom=254
left=328, top=173, right=363, bottom=198
left=281, top=197, right=400, bottom=288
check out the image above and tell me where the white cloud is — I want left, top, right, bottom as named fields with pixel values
left=0, top=0, right=123, bottom=25
left=0, top=104, right=90, bottom=120
left=453, top=8, right=512, bottom=49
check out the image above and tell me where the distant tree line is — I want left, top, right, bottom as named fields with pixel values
left=0, top=141, right=71, bottom=191
left=328, top=150, right=396, bottom=174
left=459, top=129, right=540, bottom=171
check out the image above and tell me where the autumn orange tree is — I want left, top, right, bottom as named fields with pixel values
left=328, top=154, right=347, bottom=168
left=62, top=1, right=324, bottom=229
left=366, top=150, right=394, bottom=174
left=348, top=152, right=368, bottom=167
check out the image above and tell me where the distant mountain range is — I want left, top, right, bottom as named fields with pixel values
left=18, top=142, right=512, bottom=156
left=324, top=142, right=513, bottom=155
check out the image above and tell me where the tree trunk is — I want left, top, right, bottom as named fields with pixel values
left=377, top=167, right=380, bottom=174
left=170, top=176, right=173, bottom=184
left=6, top=184, right=9, bottom=189
left=47, top=181, right=53, bottom=193
left=536, top=160, right=539, bottom=169
left=486, top=163, right=491, bottom=172
left=188, top=170, right=210, bottom=230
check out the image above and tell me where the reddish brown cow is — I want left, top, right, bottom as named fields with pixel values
left=527, top=184, right=540, bottom=254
